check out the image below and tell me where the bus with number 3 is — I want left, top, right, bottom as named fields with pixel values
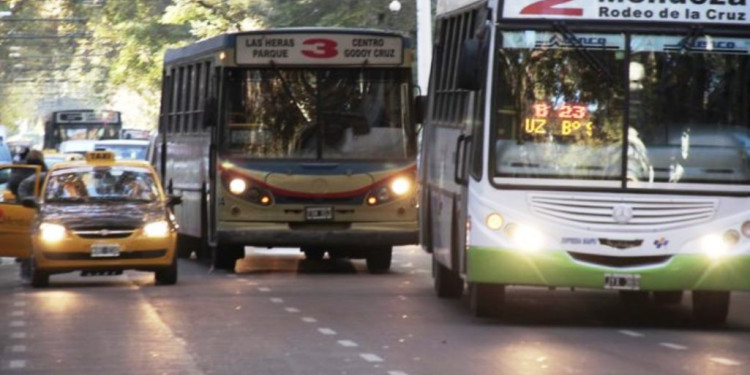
left=157, top=28, right=419, bottom=273
left=421, top=0, right=750, bottom=323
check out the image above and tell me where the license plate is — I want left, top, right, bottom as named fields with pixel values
left=90, top=244, right=121, bottom=258
left=604, top=273, right=641, bottom=290
left=305, top=207, right=333, bottom=221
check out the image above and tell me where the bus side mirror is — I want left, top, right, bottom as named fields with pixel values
left=203, top=97, right=217, bottom=128
left=21, top=197, right=39, bottom=209
left=167, top=195, right=182, bottom=207
left=457, top=39, right=482, bottom=91
left=415, top=95, right=427, bottom=125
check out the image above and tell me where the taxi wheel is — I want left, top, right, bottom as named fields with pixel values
left=365, top=246, right=392, bottom=274
left=29, top=257, right=49, bottom=288
left=155, top=257, right=178, bottom=285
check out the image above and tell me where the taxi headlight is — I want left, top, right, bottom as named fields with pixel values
left=229, top=178, right=247, bottom=195
left=40, top=223, right=66, bottom=243
left=144, top=221, right=170, bottom=238
left=390, top=177, right=412, bottom=196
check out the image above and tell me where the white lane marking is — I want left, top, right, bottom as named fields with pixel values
left=10, top=345, right=26, bottom=353
left=9, top=321, right=25, bottom=328
left=337, top=340, right=359, bottom=347
left=10, top=332, right=26, bottom=339
left=285, top=307, right=300, bottom=313
left=359, top=353, right=383, bottom=362
left=270, top=298, right=284, bottom=304
left=10, top=311, right=24, bottom=317
left=8, top=360, right=26, bottom=369
left=710, top=357, right=742, bottom=366
left=258, top=287, right=271, bottom=293
left=250, top=247, right=301, bottom=256
left=397, top=295, right=408, bottom=301
left=13, top=302, right=26, bottom=307
left=13, top=293, right=25, bottom=298
left=301, top=317, right=317, bottom=323
left=618, top=330, right=644, bottom=338
left=318, top=328, right=337, bottom=335
left=226, top=274, right=238, bottom=278
left=660, top=343, right=688, bottom=350
left=401, top=263, right=414, bottom=268
left=388, top=372, right=409, bottom=375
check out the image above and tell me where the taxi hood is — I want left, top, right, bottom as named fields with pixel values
left=40, top=201, right=166, bottom=230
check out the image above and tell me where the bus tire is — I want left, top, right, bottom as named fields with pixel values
left=366, top=246, right=392, bottom=274
left=214, top=243, right=244, bottom=272
left=302, top=247, right=325, bottom=261
left=29, top=256, right=49, bottom=288
left=653, top=291, right=683, bottom=305
left=469, top=282, right=505, bottom=318
left=433, top=258, right=463, bottom=299
left=177, top=234, right=193, bottom=259
left=155, top=256, right=178, bottom=285
left=619, top=291, right=650, bottom=306
left=692, top=291, right=730, bottom=325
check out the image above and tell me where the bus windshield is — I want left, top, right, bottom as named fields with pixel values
left=224, top=68, right=414, bottom=160
left=494, top=31, right=626, bottom=181
left=494, top=30, right=750, bottom=186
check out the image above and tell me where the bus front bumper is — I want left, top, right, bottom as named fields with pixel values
left=217, top=221, right=418, bottom=247
left=467, top=246, right=750, bottom=291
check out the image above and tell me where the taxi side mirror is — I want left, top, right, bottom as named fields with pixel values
left=21, top=197, right=39, bottom=209
left=167, top=195, right=182, bottom=207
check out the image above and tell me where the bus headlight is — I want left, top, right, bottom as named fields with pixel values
left=144, top=221, right=170, bottom=238
left=229, top=178, right=247, bottom=195
left=700, top=230, right=739, bottom=259
left=40, top=223, right=66, bottom=243
left=486, top=213, right=504, bottom=231
left=390, top=177, right=412, bottom=196
left=505, top=223, right=544, bottom=251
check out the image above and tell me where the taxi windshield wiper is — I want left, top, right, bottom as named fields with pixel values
left=552, top=22, right=615, bottom=84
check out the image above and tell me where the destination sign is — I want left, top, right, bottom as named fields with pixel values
left=235, top=33, right=404, bottom=66
left=56, top=111, right=120, bottom=124
left=504, top=0, right=749, bottom=25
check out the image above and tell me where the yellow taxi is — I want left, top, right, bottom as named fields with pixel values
left=0, top=150, right=181, bottom=287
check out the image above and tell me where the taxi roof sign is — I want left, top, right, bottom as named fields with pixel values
left=85, top=150, right=116, bottom=162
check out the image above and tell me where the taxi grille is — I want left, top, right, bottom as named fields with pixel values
left=72, top=226, right=137, bottom=239
left=43, top=250, right=167, bottom=260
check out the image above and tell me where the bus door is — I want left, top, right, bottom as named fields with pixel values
left=0, top=165, right=41, bottom=258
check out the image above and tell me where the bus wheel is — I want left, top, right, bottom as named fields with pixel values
left=692, top=291, right=730, bottom=325
left=177, top=234, right=193, bottom=259
left=155, top=256, right=178, bottom=285
left=619, top=291, right=650, bottom=306
left=29, top=256, right=49, bottom=288
left=433, top=258, right=463, bottom=299
left=469, top=283, right=505, bottom=318
left=366, top=246, right=392, bottom=274
left=302, top=247, right=325, bottom=261
left=214, top=243, right=245, bottom=272
left=653, top=291, right=683, bottom=305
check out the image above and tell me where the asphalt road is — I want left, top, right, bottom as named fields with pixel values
left=0, top=247, right=749, bottom=374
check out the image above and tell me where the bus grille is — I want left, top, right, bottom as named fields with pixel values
left=568, top=252, right=673, bottom=268
left=528, top=194, right=717, bottom=231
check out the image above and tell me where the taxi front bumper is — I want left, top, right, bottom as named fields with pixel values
left=467, top=246, right=750, bottom=291
left=217, top=221, right=418, bottom=247
left=32, top=233, right=176, bottom=272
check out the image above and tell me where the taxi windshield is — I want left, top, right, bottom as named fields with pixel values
left=44, top=166, right=160, bottom=203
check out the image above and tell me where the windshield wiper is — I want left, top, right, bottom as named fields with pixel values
left=552, top=22, right=616, bottom=84
left=268, top=60, right=312, bottom=123
left=677, top=25, right=704, bottom=53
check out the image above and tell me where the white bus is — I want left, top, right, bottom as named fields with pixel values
left=421, top=0, right=750, bottom=323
